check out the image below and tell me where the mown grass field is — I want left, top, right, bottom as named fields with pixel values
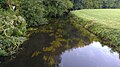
left=71, top=9, right=120, bottom=50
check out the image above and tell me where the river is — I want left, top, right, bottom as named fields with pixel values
left=0, top=20, right=120, bottom=67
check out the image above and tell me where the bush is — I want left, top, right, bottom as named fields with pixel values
left=0, top=0, right=73, bottom=56
left=20, top=0, right=47, bottom=27
left=0, top=0, right=8, bottom=10
left=19, top=0, right=73, bottom=26
left=43, top=0, right=73, bottom=17
left=0, top=10, right=27, bottom=56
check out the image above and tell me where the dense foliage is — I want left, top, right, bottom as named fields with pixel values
left=0, top=10, right=27, bottom=56
left=43, top=0, right=73, bottom=17
left=20, top=0, right=47, bottom=26
left=0, top=0, right=73, bottom=56
left=20, top=0, right=73, bottom=26
left=70, top=0, right=120, bottom=10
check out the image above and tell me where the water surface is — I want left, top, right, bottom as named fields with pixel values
left=59, top=42, right=120, bottom=67
left=0, top=22, right=120, bottom=67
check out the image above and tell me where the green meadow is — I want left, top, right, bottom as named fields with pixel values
left=72, top=9, right=120, bottom=48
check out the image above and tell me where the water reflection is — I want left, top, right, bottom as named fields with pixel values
left=0, top=21, right=119, bottom=67
left=60, top=42, right=120, bottom=67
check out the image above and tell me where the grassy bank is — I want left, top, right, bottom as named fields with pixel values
left=71, top=9, right=120, bottom=51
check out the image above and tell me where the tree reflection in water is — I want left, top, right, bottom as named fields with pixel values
left=0, top=19, right=100, bottom=67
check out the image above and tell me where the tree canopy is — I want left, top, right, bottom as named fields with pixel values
left=70, top=0, right=120, bottom=10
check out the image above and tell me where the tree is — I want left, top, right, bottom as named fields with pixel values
left=0, top=0, right=73, bottom=56
left=70, top=0, right=120, bottom=9
left=19, top=0, right=47, bottom=26
left=43, top=0, right=73, bottom=17
left=70, top=0, right=99, bottom=9
left=19, top=0, right=73, bottom=26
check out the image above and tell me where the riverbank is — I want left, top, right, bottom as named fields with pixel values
left=0, top=15, right=100, bottom=67
left=71, top=9, right=120, bottom=52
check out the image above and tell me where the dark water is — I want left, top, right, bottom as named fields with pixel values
left=0, top=23, right=120, bottom=67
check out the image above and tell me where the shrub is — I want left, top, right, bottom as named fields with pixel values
left=20, top=0, right=47, bottom=27
left=0, top=10, right=27, bottom=56
left=43, top=0, right=73, bottom=17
